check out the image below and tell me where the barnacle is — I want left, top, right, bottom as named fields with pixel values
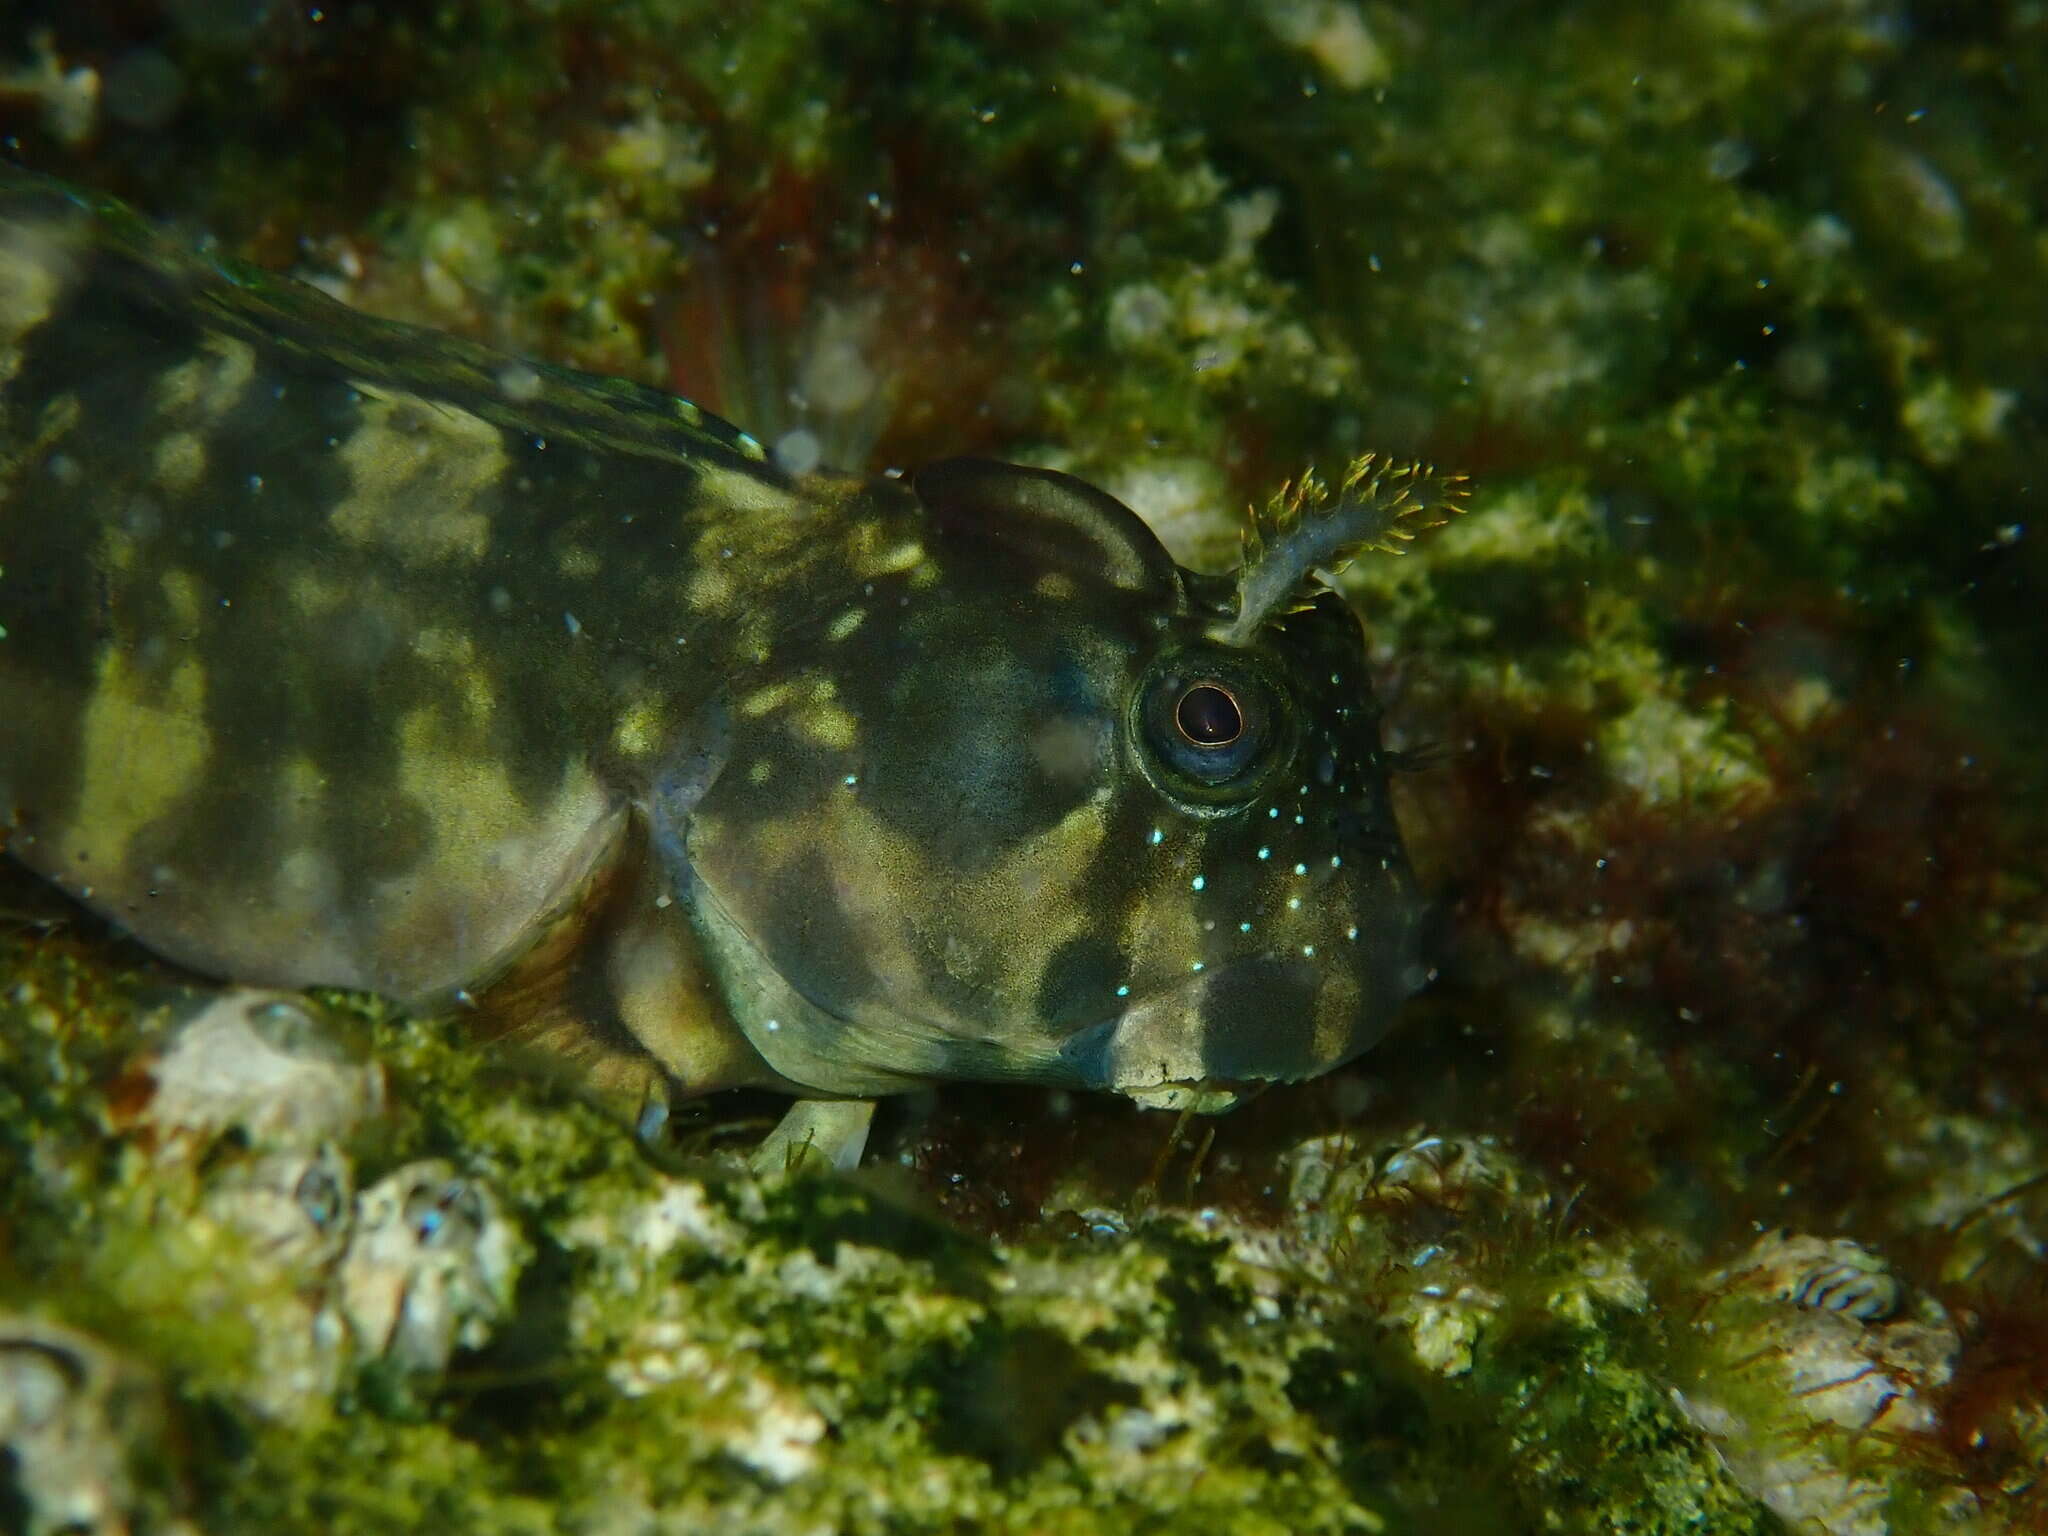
left=337, top=1161, right=524, bottom=1374
left=0, top=1316, right=167, bottom=1535
left=202, top=1144, right=355, bottom=1271
left=139, top=988, right=385, bottom=1154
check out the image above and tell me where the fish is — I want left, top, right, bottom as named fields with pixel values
left=0, top=167, right=1459, bottom=1169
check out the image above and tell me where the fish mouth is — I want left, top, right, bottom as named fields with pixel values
left=1055, top=950, right=1340, bottom=1109
left=1062, top=968, right=1258, bottom=1114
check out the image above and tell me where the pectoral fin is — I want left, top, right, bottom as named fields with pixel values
left=749, top=1098, right=877, bottom=1175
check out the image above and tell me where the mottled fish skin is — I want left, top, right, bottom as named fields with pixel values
left=0, top=168, right=1426, bottom=1125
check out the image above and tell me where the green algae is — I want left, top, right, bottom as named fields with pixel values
left=6, top=927, right=1780, bottom=1536
left=1481, top=1310, right=1778, bottom=1536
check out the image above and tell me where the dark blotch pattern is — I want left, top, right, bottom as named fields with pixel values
left=1036, top=933, right=1131, bottom=1030
left=1198, top=956, right=1322, bottom=1081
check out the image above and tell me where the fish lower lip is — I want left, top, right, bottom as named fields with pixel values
left=1057, top=962, right=1256, bottom=1101
left=1120, top=1080, right=1245, bottom=1114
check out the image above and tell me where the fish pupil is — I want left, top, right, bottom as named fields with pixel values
left=1177, top=684, right=1243, bottom=746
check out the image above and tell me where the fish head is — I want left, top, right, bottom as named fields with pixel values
left=665, top=458, right=1428, bottom=1108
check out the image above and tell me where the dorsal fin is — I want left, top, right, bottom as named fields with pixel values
left=1217, top=454, right=1469, bottom=646
left=0, top=165, right=784, bottom=478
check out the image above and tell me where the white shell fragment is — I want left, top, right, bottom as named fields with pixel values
left=338, top=1160, right=524, bottom=1372
left=1697, top=1232, right=1954, bottom=1432
left=143, top=988, right=385, bottom=1152
left=1678, top=1231, right=1961, bottom=1536
left=0, top=1316, right=165, bottom=1536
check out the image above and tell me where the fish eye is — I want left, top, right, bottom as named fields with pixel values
left=1176, top=683, right=1243, bottom=746
left=1134, top=651, right=1283, bottom=803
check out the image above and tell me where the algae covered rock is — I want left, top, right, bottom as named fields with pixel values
left=3, top=924, right=2040, bottom=1531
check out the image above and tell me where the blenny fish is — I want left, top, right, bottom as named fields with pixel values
left=0, top=169, right=1459, bottom=1168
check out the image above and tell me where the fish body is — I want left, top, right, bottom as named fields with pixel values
left=0, top=170, right=1429, bottom=1156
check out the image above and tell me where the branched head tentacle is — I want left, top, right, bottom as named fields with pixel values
left=1218, top=454, right=1470, bottom=646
